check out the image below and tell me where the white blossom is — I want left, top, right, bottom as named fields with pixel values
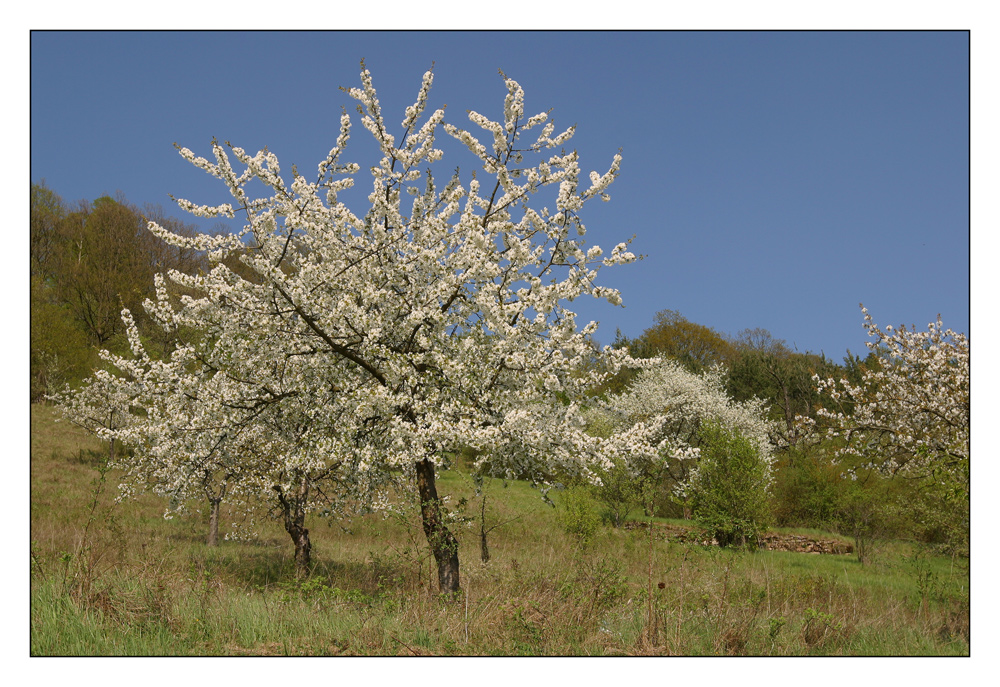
left=809, top=305, right=969, bottom=499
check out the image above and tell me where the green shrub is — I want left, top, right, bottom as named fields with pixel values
left=770, top=449, right=841, bottom=529
left=556, top=486, right=602, bottom=547
left=905, top=478, right=969, bottom=557
left=690, top=421, right=771, bottom=548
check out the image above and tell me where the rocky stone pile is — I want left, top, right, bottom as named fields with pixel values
left=759, top=532, right=853, bottom=554
left=624, top=521, right=854, bottom=554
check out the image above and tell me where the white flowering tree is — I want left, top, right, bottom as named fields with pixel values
left=601, top=357, right=776, bottom=519
left=57, top=64, right=635, bottom=591
left=807, top=306, right=969, bottom=548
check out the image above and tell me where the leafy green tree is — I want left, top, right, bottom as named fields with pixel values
left=690, top=421, right=771, bottom=548
left=635, top=310, right=734, bottom=373
left=31, top=181, right=65, bottom=277
left=590, top=458, right=649, bottom=527
left=31, top=183, right=90, bottom=399
left=30, top=273, right=95, bottom=401
left=46, top=195, right=155, bottom=346
left=727, top=328, right=843, bottom=446
left=601, top=310, right=734, bottom=396
left=31, top=187, right=208, bottom=369
left=832, top=469, right=905, bottom=565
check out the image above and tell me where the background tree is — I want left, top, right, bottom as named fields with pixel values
left=138, top=203, right=207, bottom=276
left=47, top=194, right=155, bottom=346
left=640, top=310, right=735, bottom=373
left=807, top=306, right=969, bottom=554
left=31, top=272, right=94, bottom=402
left=31, top=181, right=65, bottom=277
left=616, top=309, right=734, bottom=374
left=31, top=183, right=94, bottom=399
left=31, top=185, right=207, bottom=399
left=601, top=310, right=734, bottom=397
left=726, top=327, right=843, bottom=446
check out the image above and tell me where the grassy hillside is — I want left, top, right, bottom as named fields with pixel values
left=30, top=404, right=968, bottom=656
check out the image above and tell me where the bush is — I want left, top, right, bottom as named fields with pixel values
left=770, top=449, right=841, bottom=529
left=557, top=486, right=602, bottom=547
left=911, top=487, right=969, bottom=557
left=690, top=421, right=771, bottom=548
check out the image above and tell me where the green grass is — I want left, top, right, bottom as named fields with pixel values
left=30, top=403, right=969, bottom=656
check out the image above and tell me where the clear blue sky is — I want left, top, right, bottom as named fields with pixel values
left=30, top=30, right=969, bottom=361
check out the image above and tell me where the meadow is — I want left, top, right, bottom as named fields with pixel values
left=30, top=403, right=969, bottom=656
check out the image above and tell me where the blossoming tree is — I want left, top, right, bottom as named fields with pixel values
left=600, top=357, right=776, bottom=520
left=807, top=306, right=969, bottom=546
left=57, top=64, right=636, bottom=591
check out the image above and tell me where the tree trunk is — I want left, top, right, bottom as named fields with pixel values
left=782, top=383, right=796, bottom=445
left=480, top=529, right=490, bottom=565
left=480, top=496, right=490, bottom=564
left=207, top=497, right=221, bottom=547
left=288, top=519, right=312, bottom=578
left=415, top=458, right=460, bottom=594
left=274, top=481, right=312, bottom=578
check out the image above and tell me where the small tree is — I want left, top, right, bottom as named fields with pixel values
left=832, top=471, right=902, bottom=565
left=689, top=421, right=771, bottom=548
left=603, top=357, right=775, bottom=518
left=591, top=458, right=647, bottom=527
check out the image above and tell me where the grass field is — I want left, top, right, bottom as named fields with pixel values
left=29, top=403, right=969, bottom=656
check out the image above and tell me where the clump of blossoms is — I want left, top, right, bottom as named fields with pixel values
left=52, top=288, right=395, bottom=569
left=806, top=306, right=969, bottom=501
left=56, top=63, right=636, bottom=592
left=600, top=357, right=776, bottom=511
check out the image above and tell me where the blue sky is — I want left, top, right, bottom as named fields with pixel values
left=30, top=30, right=970, bottom=361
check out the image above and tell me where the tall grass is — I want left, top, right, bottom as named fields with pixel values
left=30, top=404, right=968, bottom=655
